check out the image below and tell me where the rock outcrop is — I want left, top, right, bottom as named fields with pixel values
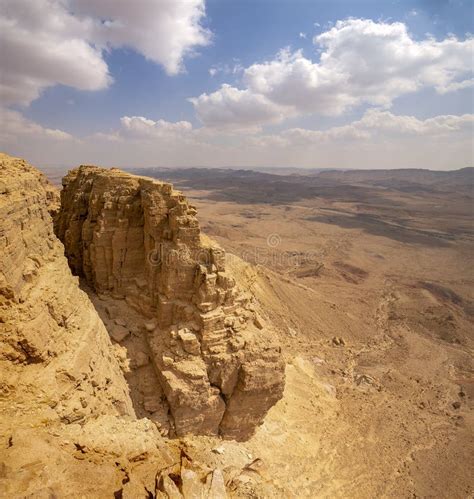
left=0, top=154, right=134, bottom=422
left=55, top=165, right=285, bottom=440
left=0, top=153, right=236, bottom=498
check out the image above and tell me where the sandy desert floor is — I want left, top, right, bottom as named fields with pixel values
left=38, top=165, right=474, bottom=498
left=134, top=168, right=474, bottom=498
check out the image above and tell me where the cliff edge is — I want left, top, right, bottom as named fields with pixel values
left=0, top=153, right=177, bottom=497
left=55, top=165, right=285, bottom=440
left=0, top=154, right=134, bottom=422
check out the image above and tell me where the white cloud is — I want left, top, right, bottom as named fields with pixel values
left=89, top=115, right=196, bottom=145
left=239, top=111, right=474, bottom=168
left=0, top=9, right=471, bottom=171
left=437, top=78, right=474, bottom=94
left=243, top=48, right=356, bottom=115
left=0, top=0, right=110, bottom=106
left=299, top=32, right=307, bottom=39
left=274, top=110, right=474, bottom=146
left=279, top=123, right=371, bottom=145
left=190, top=19, right=473, bottom=128
left=189, top=84, right=291, bottom=129
left=71, top=0, right=211, bottom=75
left=312, top=19, right=472, bottom=100
left=208, top=62, right=244, bottom=78
left=120, top=116, right=193, bottom=138
left=2, top=110, right=472, bottom=170
left=0, top=0, right=210, bottom=107
left=355, top=109, right=474, bottom=136
left=0, top=108, right=74, bottom=142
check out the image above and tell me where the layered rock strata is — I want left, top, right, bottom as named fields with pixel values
left=55, top=165, right=285, bottom=439
left=0, top=154, right=229, bottom=497
left=0, top=153, right=134, bottom=423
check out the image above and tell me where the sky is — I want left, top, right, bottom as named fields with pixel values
left=0, top=0, right=473, bottom=170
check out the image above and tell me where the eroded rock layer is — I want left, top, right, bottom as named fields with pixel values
left=0, top=154, right=134, bottom=423
left=55, top=165, right=285, bottom=439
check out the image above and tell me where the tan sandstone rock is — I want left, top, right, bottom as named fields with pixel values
left=0, top=153, right=180, bottom=497
left=55, top=165, right=285, bottom=440
left=0, top=153, right=134, bottom=424
left=0, top=153, right=274, bottom=498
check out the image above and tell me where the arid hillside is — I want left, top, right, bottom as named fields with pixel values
left=1, top=0, right=473, bottom=496
left=0, top=154, right=283, bottom=498
left=3, top=154, right=472, bottom=498
left=126, top=164, right=474, bottom=498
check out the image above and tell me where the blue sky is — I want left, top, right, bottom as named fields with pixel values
left=1, top=0, right=473, bottom=169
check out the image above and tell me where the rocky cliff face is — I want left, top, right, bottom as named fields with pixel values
left=0, top=154, right=134, bottom=422
left=0, top=153, right=233, bottom=498
left=55, top=165, right=285, bottom=440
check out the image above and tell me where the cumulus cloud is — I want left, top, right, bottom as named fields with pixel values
left=77, top=110, right=474, bottom=159
left=311, top=19, right=472, bottom=101
left=189, top=84, right=291, bottom=130
left=120, top=116, right=193, bottom=138
left=239, top=111, right=474, bottom=169
left=273, top=110, right=474, bottom=146
left=2, top=110, right=472, bottom=170
left=190, top=19, right=473, bottom=128
left=0, top=0, right=210, bottom=107
left=437, top=78, right=474, bottom=94
left=0, top=108, right=74, bottom=142
left=355, top=109, right=474, bottom=136
left=71, top=0, right=211, bottom=75
left=120, top=116, right=193, bottom=136
left=0, top=0, right=109, bottom=106
left=90, top=116, right=195, bottom=144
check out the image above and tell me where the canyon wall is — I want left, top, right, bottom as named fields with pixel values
left=0, top=154, right=134, bottom=422
left=0, top=153, right=230, bottom=497
left=55, top=165, right=285, bottom=440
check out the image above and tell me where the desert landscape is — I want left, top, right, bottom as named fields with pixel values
left=1, top=153, right=472, bottom=498
left=128, top=165, right=474, bottom=498
left=1, top=0, right=473, bottom=497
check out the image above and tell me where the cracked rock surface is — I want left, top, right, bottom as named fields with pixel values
left=0, top=153, right=282, bottom=497
left=55, top=165, right=285, bottom=439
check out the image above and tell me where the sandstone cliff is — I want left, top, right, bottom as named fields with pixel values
left=0, top=153, right=168, bottom=496
left=55, top=165, right=285, bottom=440
left=0, top=154, right=134, bottom=422
left=0, top=154, right=232, bottom=497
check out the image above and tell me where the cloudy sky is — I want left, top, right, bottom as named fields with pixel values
left=0, top=0, right=473, bottom=169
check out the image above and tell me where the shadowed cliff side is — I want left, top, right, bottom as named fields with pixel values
left=0, top=154, right=134, bottom=422
left=0, top=153, right=179, bottom=497
left=55, top=165, right=285, bottom=440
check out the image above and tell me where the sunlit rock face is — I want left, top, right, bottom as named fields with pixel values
left=0, top=154, right=135, bottom=424
left=56, top=165, right=285, bottom=440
